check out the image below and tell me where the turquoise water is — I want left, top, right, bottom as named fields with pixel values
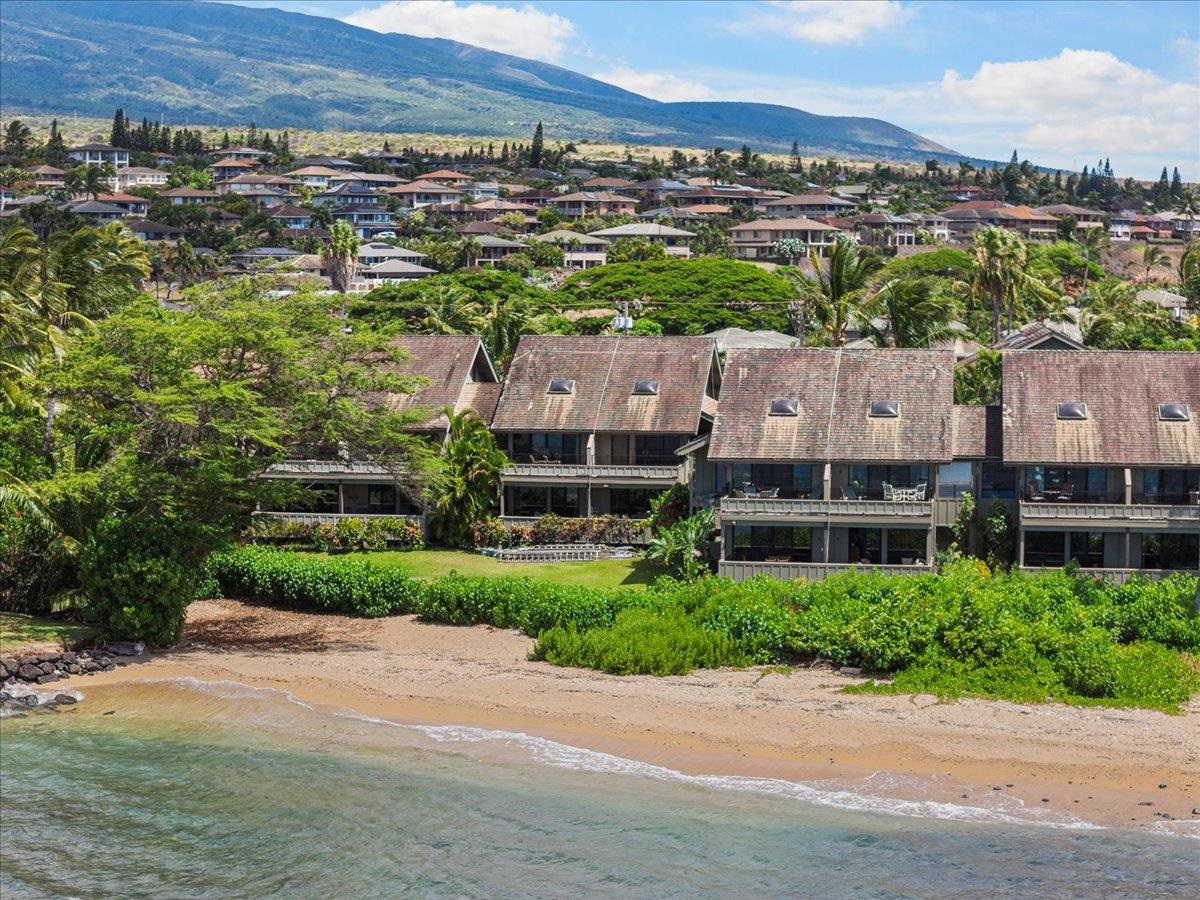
left=2, top=680, right=1197, bottom=898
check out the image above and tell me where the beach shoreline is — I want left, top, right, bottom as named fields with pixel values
left=71, top=599, right=1200, bottom=834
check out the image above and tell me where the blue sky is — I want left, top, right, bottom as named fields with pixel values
left=224, top=1, right=1199, bottom=178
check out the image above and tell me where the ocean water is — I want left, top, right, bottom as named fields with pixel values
left=1, top=679, right=1197, bottom=899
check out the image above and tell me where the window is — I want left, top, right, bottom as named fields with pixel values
left=632, top=379, right=660, bottom=396
left=367, top=484, right=397, bottom=515
left=847, top=528, right=882, bottom=565
left=769, top=398, right=798, bottom=416
left=1025, top=531, right=1065, bottom=567
left=550, top=487, right=583, bottom=517
left=609, top=488, right=657, bottom=517
left=937, top=462, right=974, bottom=498
left=1159, top=403, right=1191, bottom=422
left=732, top=524, right=813, bottom=562
left=731, top=464, right=819, bottom=499
left=1056, top=402, right=1088, bottom=420
left=886, top=529, right=928, bottom=565
left=869, top=400, right=899, bottom=418
left=547, top=378, right=575, bottom=395
left=633, top=434, right=680, bottom=465
left=510, top=433, right=582, bottom=464
left=1069, top=532, right=1104, bottom=568
left=1143, top=533, right=1200, bottom=570
left=980, top=462, right=1016, bottom=499
left=848, top=465, right=930, bottom=498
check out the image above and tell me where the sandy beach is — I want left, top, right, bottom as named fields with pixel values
left=77, top=599, right=1200, bottom=833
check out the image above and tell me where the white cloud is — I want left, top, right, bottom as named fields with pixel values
left=595, top=67, right=714, bottom=102
left=343, top=1, right=576, bottom=63
left=666, top=48, right=1198, bottom=177
left=729, top=1, right=912, bottom=45
left=938, top=49, right=1199, bottom=163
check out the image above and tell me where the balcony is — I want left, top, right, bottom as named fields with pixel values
left=261, top=459, right=392, bottom=480
left=719, top=495, right=933, bottom=524
left=719, top=560, right=932, bottom=582
left=1020, top=500, right=1200, bottom=530
left=503, top=452, right=682, bottom=484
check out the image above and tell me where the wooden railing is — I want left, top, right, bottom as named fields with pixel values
left=720, top=497, right=933, bottom=521
left=503, top=461, right=682, bottom=480
left=1020, top=502, right=1200, bottom=525
left=252, top=511, right=425, bottom=527
left=718, top=560, right=933, bottom=582
left=1020, top=566, right=1197, bottom=585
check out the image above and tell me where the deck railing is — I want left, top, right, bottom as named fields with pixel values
left=720, top=496, right=933, bottom=521
left=252, top=511, right=425, bottom=527
left=718, top=560, right=933, bottom=582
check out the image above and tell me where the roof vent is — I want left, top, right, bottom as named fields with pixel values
left=547, top=378, right=575, bottom=395
left=769, top=398, right=798, bottom=417
left=869, top=400, right=900, bottom=418
left=1056, top=402, right=1088, bottom=420
left=632, top=379, right=660, bottom=396
left=1158, top=402, right=1190, bottom=422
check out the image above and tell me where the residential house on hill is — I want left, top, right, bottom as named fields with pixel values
left=530, top=229, right=608, bottom=269
left=762, top=193, right=857, bottom=218
left=548, top=191, right=637, bottom=218
left=589, top=222, right=697, bottom=257
left=728, top=218, right=841, bottom=259
left=67, top=143, right=130, bottom=168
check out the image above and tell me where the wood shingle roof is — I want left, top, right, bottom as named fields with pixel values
left=491, top=336, right=719, bottom=435
left=1001, top=351, right=1200, bottom=466
left=709, top=349, right=957, bottom=462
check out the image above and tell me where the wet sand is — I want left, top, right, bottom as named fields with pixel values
left=81, top=599, right=1200, bottom=833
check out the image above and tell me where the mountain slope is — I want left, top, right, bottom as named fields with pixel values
left=0, top=0, right=960, bottom=161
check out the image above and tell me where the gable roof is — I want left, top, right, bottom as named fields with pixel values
left=709, top=348, right=956, bottom=462
left=952, top=405, right=1003, bottom=459
left=372, top=335, right=499, bottom=430
left=994, top=321, right=1087, bottom=352
left=491, top=336, right=719, bottom=434
left=589, top=223, right=696, bottom=238
left=1001, top=351, right=1200, bottom=466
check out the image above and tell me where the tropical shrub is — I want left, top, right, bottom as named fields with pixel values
left=0, top=501, right=75, bottom=614
left=472, top=514, right=641, bottom=548
left=247, top=516, right=423, bottom=553
left=80, top=514, right=203, bottom=645
left=532, top=607, right=748, bottom=676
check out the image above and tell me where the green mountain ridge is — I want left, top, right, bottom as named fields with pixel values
left=0, top=0, right=964, bottom=164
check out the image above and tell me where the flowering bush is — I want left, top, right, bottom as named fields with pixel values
left=248, top=516, right=423, bottom=553
left=471, top=515, right=642, bottom=548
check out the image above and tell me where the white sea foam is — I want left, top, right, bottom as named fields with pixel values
left=134, top=678, right=1148, bottom=834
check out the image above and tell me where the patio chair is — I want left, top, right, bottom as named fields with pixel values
left=914, top=482, right=928, bottom=500
left=760, top=487, right=779, bottom=499
left=882, top=482, right=894, bottom=501
left=1058, top=484, right=1074, bottom=501
left=841, top=485, right=858, bottom=500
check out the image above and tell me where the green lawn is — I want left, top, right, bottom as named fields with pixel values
left=0, top=612, right=93, bottom=653
left=320, top=549, right=665, bottom=589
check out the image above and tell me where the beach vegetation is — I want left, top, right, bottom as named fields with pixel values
left=208, top=548, right=1200, bottom=711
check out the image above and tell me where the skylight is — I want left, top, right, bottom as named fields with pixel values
left=547, top=378, right=575, bottom=395
left=869, top=400, right=900, bottom=418
left=769, top=398, right=798, bottom=416
left=1056, top=402, right=1088, bottom=420
left=632, top=379, right=660, bottom=396
left=1158, top=403, right=1191, bottom=422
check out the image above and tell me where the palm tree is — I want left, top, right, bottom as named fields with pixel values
left=172, top=238, right=215, bottom=289
left=704, top=147, right=735, bottom=185
left=1140, top=244, right=1170, bottom=282
left=1176, top=188, right=1198, bottom=217
left=1074, top=225, right=1107, bottom=292
left=482, top=294, right=548, bottom=370
left=322, top=220, right=359, bottom=293
left=430, top=408, right=508, bottom=548
left=417, top=282, right=484, bottom=335
left=802, top=237, right=883, bottom=346
left=0, top=225, right=45, bottom=406
left=65, top=165, right=113, bottom=201
left=458, top=235, right=483, bottom=269
left=971, top=226, right=1044, bottom=340
left=1178, top=242, right=1200, bottom=305
left=863, top=278, right=960, bottom=348
left=777, top=266, right=809, bottom=345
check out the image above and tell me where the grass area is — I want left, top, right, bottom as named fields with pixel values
left=0, top=612, right=93, bottom=652
left=313, top=549, right=664, bottom=590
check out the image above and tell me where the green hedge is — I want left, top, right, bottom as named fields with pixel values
left=206, top=549, right=1200, bottom=710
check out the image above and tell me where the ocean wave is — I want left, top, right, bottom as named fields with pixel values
left=126, top=678, right=1186, bottom=836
